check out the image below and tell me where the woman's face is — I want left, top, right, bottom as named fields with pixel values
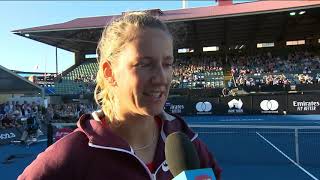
left=111, top=27, right=173, bottom=117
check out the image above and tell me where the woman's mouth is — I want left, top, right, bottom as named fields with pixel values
left=143, top=91, right=164, bottom=100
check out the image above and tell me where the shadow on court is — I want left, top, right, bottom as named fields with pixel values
left=0, top=142, right=47, bottom=180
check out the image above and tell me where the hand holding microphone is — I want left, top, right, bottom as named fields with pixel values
left=165, top=132, right=216, bottom=180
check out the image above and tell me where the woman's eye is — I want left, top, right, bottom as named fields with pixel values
left=164, top=63, right=173, bottom=67
left=135, top=63, right=149, bottom=68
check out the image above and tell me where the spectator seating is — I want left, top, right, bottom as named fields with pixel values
left=53, top=51, right=320, bottom=95
left=55, top=62, right=98, bottom=95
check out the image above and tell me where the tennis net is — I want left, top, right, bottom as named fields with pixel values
left=189, top=124, right=320, bottom=166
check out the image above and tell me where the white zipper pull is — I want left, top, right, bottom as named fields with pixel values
left=152, top=173, right=156, bottom=180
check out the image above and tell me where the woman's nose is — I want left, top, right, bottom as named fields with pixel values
left=151, top=65, right=168, bottom=85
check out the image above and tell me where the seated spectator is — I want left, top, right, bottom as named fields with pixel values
left=20, top=116, right=42, bottom=143
left=2, top=114, right=14, bottom=128
left=222, top=88, right=229, bottom=97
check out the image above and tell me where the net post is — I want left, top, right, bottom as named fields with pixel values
left=47, top=123, right=53, bottom=147
left=295, top=128, right=300, bottom=164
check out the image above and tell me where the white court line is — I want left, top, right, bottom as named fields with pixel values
left=256, top=132, right=319, bottom=180
left=37, top=139, right=47, bottom=142
left=191, top=121, right=320, bottom=124
left=189, top=124, right=320, bottom=129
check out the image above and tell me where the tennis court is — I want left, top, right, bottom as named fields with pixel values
left=1, top=115, right=319, bottom=180
left=0, top=140, right=47, bottom=180
left=186, top=115, right=320, bottom=180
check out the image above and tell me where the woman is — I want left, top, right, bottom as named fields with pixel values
left=19, top=12, right=221, bottom=180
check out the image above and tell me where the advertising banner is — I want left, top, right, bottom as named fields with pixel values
left=0, top=127, right=22, bottom=145
left=218, top=96, right=252, bottom=114
left=251, top=95, right=286, bottom=114
left=164, top=96, right=190, bottom=116
left=189, top=97, right=219, bottom=115
left=164, top=93, right=320, bottom=115
left=287, top=94, right=320, bottom=114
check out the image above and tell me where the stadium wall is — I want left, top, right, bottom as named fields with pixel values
left=165, top=92, right=320, bottom=115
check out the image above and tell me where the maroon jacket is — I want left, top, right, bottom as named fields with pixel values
left=19, top=111, right=222, bottom=180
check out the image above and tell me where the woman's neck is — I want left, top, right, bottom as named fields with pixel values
left=109, top=114, right=157, bottom=150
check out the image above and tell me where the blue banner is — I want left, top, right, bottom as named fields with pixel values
left=0, top=127, right=22, bottom=145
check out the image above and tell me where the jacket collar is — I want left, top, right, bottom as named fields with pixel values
left=77, top=113, right=131, bottom=151
left=76, top=110, right=177, bottom=151
left=91, top=110, right=176, bottom=122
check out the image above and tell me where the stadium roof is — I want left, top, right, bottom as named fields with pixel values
left=12, top=0, right=320, bottom=52
left=0, top=65, right=42, bottom=94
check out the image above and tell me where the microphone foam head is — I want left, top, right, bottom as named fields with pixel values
left=165, top=131, right=200, bottom=177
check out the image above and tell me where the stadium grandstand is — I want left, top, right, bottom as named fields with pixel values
left=2, top=1, right=320, bottom=180
left=12, top=0, right=320, bottom=101
left=9, top=0, right=320, bottom=116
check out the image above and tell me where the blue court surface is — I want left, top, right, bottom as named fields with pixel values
left=1, top=115, right=319, bottom=180
left=0, top=141, right=47, bottom=180
left=186, top=115, right=320, bottom=180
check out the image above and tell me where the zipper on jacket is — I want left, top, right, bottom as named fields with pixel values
left=88, top=143, right=154, bottom=180
left=129, top=146, right=156, bottom=180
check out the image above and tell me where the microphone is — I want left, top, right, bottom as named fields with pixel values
left=165, top=132, right=216, bottom=180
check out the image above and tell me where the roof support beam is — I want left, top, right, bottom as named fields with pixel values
left=223, top=18, right=230, bottom=51
left=248, top=14, right=263, bottom=55
left=56, top=47, right=58, bottom=75
left=222, top=18, right=230, bottom=65
left=191, top=21, right=201, bottom=54
left=54, top=30, right=85, bottom=51
left=277, top=14, right=289, bottom=43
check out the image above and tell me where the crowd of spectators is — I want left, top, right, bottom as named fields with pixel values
left=170, top=51, right=319, bottom=89
left=297, top=74, right=320, bottom=84
left=46, top=103, right=96, bottom=123
left=74, top=74, right=96, bottom=84
left=0, top=101, right=41, bottom=129
left=171, top=56, right=224, bottom=89
left=54, top=51, right=320, bottom=92
left=0, top=101, right=97, bottom=130
left=234, top=74, right=291, bottom=87
left=230, top=51, right=320, bottom=87
left=230, top=51, right=320, bottom=75
left=74, top=75, right=96, bottom=94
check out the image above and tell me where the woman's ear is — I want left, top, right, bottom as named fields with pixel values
left=102, top=61, right=117, bottom=86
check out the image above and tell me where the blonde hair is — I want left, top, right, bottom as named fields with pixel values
left=94, top=12, right=171, bottom=123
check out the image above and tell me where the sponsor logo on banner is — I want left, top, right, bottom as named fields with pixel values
left=195, top=175, right=212, bottom=180
left=260, top=100, right=279, bottom=114
left=196, top=102, right=212, bottom=115
left=55, top=128, right=74, bottom=141
left=0, top=128, right=21, bottom=145
left=292, top=101, right=320, bottom=111
left=227, top=99, right=243, bottom=113
left=162, top=161, right=169, bottom=172
left=164, top=102, right=171, bottom=110
left=170, top=104, right=185, bottom=114
left=0, top=132, right=16, bottom=140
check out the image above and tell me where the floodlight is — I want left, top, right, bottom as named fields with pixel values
left=290, top=12, right=296, bottom=16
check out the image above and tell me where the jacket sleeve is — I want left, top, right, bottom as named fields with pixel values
left=194, top=138, right=222, bottom=180
left=18, top=138, right=74, bottom=180
left=18, top=132, right=88, bottom=180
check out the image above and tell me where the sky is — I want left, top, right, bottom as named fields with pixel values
left=0, top=0, right=252, bottom=74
